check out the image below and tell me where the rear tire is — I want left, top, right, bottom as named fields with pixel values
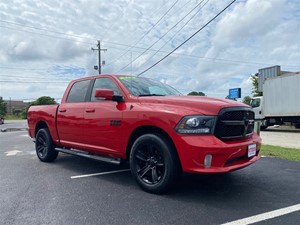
left=35, top=128, right=58, bottom=162
left=130, top=133, right=180, bottom=194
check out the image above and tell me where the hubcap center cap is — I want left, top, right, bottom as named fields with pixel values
left=149, top=156, right=157, bottom=166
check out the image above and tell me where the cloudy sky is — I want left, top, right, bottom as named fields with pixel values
left=0, top=0, right=299, bottom=102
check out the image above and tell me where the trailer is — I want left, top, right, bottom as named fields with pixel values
left=251, top=72, right=300, bottom=129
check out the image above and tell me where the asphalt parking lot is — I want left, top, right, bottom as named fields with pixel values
left=1, top=121, right=300, bottom=225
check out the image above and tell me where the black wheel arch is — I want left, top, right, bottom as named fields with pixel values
left=35, top=121, right=49, bottom=137
left=126, top=126, right=182, bottom=170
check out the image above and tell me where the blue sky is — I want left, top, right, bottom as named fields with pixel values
left=0, top=0, right=299, bottom=101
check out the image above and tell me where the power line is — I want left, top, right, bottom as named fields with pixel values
left=106, top=0, right=180, bottom=67
left=0, top=23, right=182, bottom=55
left=114, top=0, right=209, bottom=74
left=0, top=25, right=94, bottom=46
left=0, top=80, right=69, bottom=83
left=2, top=21, right=297, bottom=69
left=100, top=0, right=171, bottom=43
left=0, top=58, right=298, bottom=73
left=0, top=65, right=87, bottom=71
left=107, top=1, right=193, bottom=66
left=1, top=21, right=299, bottom=69
left=0, top=19, right=96, bottom=41
left=0, top=22, right=147, bottom=52
left=137, top=0, right=210, bottom=70
left=137, top=0, right=237, bottom=76
left=1, top=19, right=299, bottom=70
left=0, top=1, right=189, bottom=57
left=0, top=74, right=74, bottom=81
left=1, top=20, right=185, bottom=52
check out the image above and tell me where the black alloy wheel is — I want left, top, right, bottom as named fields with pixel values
left=35, top=128, right=58, bottom=162
left=130, top=134, right=180, bottom=194
left=135, top=141, right=165, bottom=185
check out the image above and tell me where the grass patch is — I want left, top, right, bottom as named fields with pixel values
left=261, top=145, right=300, bottom=162
left=4, top=115, right=24, bottom=120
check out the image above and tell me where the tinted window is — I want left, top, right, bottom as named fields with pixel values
left=67, top=80, right=90, bottom=103
left=251, top=98, right=261, bottom=108
left=118, top=76, right=181, bottom=96
left=91, top=78, right=122, bottom=101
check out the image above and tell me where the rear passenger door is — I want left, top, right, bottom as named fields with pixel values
left=83, top=77, right=124, bottom=155
left=57, top=79, right=91, bottom=148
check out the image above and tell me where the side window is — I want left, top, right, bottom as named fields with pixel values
left=251, top=99, right=261, bottom=108
left=91, top=78, right=122, bottom=101
left=67, top=80, right=90, bottom=103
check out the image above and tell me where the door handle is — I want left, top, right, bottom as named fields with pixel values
left=59, top=109, right=66, bottom=112
left=85, top=109, right=95, bottom=113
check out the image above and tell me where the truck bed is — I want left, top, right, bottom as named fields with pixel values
left=27, top=104, right=59, bottom=142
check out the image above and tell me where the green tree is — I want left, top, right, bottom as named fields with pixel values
left=242, top=96, right=252, bottom=105
left=0, top=97, right=7, bottom=116
left=13, top=109, right=23, bottom=116
left=188, top=91, right=206, bottom=96
left=33, top=96, right=57, bottom=105
left=22, top=96, right=57, bottom=119
left=251, top=74, right=263, bottom=97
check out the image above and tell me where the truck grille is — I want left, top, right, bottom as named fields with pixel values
left=214, top=107, right=255, bottom=140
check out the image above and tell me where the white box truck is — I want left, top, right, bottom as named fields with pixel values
left=251, top=73, right=300, bottom=129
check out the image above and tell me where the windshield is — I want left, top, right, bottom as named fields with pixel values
left=118, top=76, right=181, bottom=97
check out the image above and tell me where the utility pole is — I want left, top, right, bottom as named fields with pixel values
left=91, top=40, right=107, bottom=74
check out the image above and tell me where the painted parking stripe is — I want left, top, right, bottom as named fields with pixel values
left=71, top=169, right=131, bottom=179
left=221, top=203, right=300, bottom=225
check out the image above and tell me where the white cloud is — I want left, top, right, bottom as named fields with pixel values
left=213, top=0, right=284, bottom=46
left=0, top=0, right=299, bottom=101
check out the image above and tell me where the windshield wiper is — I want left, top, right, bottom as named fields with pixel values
left=138, top=94, right=166, bottom=97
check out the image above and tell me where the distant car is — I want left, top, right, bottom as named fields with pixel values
left=0, top=115, right=4, bottom=124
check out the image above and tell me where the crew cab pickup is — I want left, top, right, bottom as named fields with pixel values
left=28, top=75, right=261, bottom=193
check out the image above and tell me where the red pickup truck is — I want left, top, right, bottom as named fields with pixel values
left=28, top=75, right=261, bottom=193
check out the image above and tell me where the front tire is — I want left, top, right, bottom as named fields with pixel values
left=260, top=119, right=268, bottom=131
left=130, top=134, right=180, bottom=194
left=35, top=128, right=58, bottom=162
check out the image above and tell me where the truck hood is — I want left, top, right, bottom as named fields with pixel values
left=137, top=95, right=248, bottom=115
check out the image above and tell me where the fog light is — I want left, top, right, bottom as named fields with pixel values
left=204, top=154, right=212, bottom=168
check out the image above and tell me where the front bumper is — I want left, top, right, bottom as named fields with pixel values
left=173, top=132, right=261, bottom=174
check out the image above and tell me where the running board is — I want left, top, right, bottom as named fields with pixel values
left=55, top=148, right=121, bottom=165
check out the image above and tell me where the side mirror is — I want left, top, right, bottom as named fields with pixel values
left=94, top=89, right=124, bottom=102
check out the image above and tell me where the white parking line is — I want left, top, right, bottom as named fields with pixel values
left=71, top=169, right=131, bottom=179
left=221, top=203, right=300, bottom=225
left=5, top=150, right=22, bottom=156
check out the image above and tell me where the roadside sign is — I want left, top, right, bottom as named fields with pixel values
left=229, top=88, right=241, bottom=99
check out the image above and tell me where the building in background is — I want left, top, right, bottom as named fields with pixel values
left=258, top=65, right=300, bottom=92
left=4, top=100, right=28, bottom=115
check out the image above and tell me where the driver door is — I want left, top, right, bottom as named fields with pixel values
left=83, top=77, right=125, bottom=155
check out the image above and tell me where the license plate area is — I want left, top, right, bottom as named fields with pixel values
left=248, top=143, right=256, bottom=158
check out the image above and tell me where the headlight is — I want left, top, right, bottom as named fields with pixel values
left=175, top=116, right=216, bottom=134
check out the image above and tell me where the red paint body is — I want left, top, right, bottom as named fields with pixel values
left=28, top=75, right=261, bottom=173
